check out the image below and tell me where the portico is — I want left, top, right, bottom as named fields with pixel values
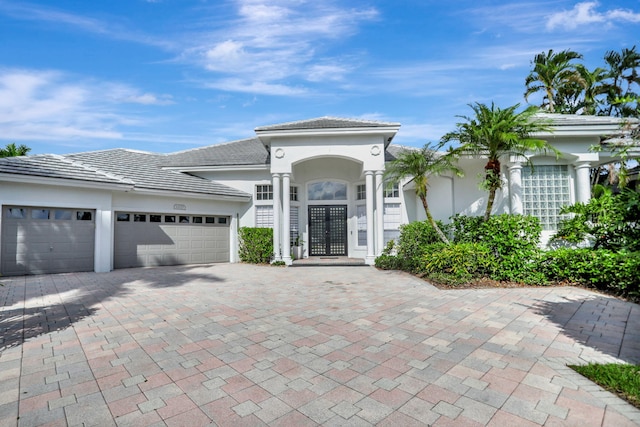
left=254, top=117, right=401, bottom=265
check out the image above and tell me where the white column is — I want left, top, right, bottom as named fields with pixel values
left=272, top=173, right=282, bottom=262
left=508, top=163, right=523, bottom=215
left=575, top=162, right=591, bottom=203
left=282, top=173, right=292, bottom=265
left=375, top=170, right=384, bottom=255
left=365, top=171, right=375, bottom=264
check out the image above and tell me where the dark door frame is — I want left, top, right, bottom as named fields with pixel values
left=308, top=205, right=348, bottom=256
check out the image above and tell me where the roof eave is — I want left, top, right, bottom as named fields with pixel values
left=162, top=164, right=269, bottom=173
left=130, top=187, right=251, bottom=202
left=256, top=126, right=401, bottom=147
left=0, top=173, right=134, bottom=191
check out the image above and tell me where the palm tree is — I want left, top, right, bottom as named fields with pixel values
left=603, top=46, right=640, bottom=117
left=0, top=143, right=31, bottom=157
left=441, top=102, right=556, bottom=221
left=524, top=49, right=583, bottom=113
left=384, top=143, right=462, bottom=244
left=574, top=64, right=607, bottom=115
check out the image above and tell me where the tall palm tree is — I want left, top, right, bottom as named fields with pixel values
left=0, top=143, right=31, bottom=157
left=574, top=64, right=607, bottom=115
left=524, top=49, right=583, bottom=113
left=441, top=103, right=556, bottom=221
left=603, top=46, right=640, bottom=117
left=384, top=143, right=462, bottom=244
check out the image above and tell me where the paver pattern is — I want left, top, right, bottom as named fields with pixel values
left=0, top=264, right=639, bottom=426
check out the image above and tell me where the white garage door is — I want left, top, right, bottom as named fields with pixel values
left=114, top=212, right=230, bottom=269
left=1, top=206, right=95, bottom=276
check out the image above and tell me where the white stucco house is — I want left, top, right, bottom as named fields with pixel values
left=0, top=115, right=634, bottom=275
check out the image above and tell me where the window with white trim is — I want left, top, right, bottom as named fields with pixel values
left=256, top=185, right=273, bottom=200
left=356, top=204, right=367, bottom=246
left=383, top=203, right=401, bottom=244
left=522, top=165, right=570, bottom=231
left=255, top=205, right=274, bottom=228
left=290, top=186, right=298, bottom=202
left=384, top=182, right=400, bottom=198
left=356, top=184, right=366, bottom=200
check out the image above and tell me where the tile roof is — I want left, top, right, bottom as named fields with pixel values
left=162, top=138, right=268, bottom=168
left=65, top=149, right=250, bottom=198
left=255, top=116, right=401, bottom=131
left=0, top=154, right=132, bottom=185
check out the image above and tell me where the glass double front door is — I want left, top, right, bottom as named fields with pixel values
left=308, top=205, right=347, bottom=256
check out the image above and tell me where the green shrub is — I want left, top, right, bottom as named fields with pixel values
left=422, top=242, right=495, bottom=285
left=452, top=214, right=542, bottom=282
left=396, top=220, right=451, bottom=272
left=238, top=227, right=273, bottom=264
left=537, top=248, right=640, bottom=299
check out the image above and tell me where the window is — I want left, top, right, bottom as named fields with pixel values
left=308, top=181, right=347, bottom=200
left=7, top=207, right=25, bottom=219
left=522, top=165, right=570, bottom=230
left=384, top=182, right=400, bottom=198
left=290, top=186, right=298, bottom=202
left=205, top=217, right=215, bottom=224
left=54, top=210, right=72, bottom=220
left=356, top=184, right=366, bottom=200
left=77, top=211, right=92, bottom=221
left=290, top=206, right=299, bottom=244
left=32, top=209, right=50, bottom=220
left=383, top=203, right=401, bottom=244
left=256, top=184, right=273, bottom=200
left=256, top=205, right=274, bottom=228
left=150, top=215, right=162, bottom=223
left=134, top=214, right=146, bottom=222
left=179, top=216, right=190, bottom=223
left=356, top=204, right=367, bottom=246
left=218, top=217, right=227, bottom=224
left=165, top=215, right=176, bottom=223
left=193, top=216, right=203, bottom=224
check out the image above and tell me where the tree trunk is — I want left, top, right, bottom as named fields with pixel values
left=484, top=186, right=497, bottom=221
left=420, top=195, right=450, bottom=244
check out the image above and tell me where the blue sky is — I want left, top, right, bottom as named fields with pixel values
left=1, top=0, right=639, bottom=155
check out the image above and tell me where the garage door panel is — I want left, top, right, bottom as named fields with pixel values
left=114, top=212, right=230, bottom=269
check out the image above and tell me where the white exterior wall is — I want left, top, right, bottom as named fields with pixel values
left=0, top=181, right=114, bottom=272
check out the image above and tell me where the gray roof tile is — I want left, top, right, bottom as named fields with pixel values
left=255, top=116, right=401, bottom=131
left=163, top=138, right=268, bottom=168
left=66, top=149, right=250, bottom=198
left=0, top=154, right=132, bottom=185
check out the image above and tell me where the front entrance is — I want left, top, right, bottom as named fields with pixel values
left=308, top=205, right=347, bottom=256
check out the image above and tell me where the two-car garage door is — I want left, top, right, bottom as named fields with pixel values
left=114, top=212, right=230, bottom=269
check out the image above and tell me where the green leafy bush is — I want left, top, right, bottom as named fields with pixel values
left=452, top=214, right=542, bottom=282
left=423, top=242, right=495, bottom=285
left=553, top=186, right=640, bottom=251
left=396, top=220, right=450, bottom=272
left=537, top=248, right=640, bottom=299
left=238, top=227, right=273, bottom=264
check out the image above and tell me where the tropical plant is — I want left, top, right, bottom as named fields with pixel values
left=602, top=46, right=640, bottom=118
left=383, top=143, right=462, bottom=244
left=0, top=143, right=31, bottom=157
left=442, top=102, right=556, bottom=221
left=524, top=49, right=583, bottom=113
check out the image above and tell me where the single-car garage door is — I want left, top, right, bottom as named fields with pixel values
left=1, top=206, right=95, bottom=276
left=114, top=212, right=230, bottom=269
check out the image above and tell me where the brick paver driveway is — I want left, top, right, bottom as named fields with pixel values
left=1, top=264, right=639, bottom=426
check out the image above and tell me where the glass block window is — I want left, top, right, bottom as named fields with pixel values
left=256, top=185, right=273, bottom=200
left=522, top=165, right=570, bottom=230
left=356, top=204, right=367, bottom=246
left=384, top=182, right=400, bottom=198
left=383, top=203, right=401, bottom=244
left=256, top=205, right=274, bottom=228
left=356, top=184, right=366, bottom=200
left=290, top=186, right=298, bottom=202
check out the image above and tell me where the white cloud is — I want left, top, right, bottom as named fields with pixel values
left=188, top=0, right=378, bottom=95
left=0, top=68, right=172, bottom=142
left=546, top=1, right=640, bottom=30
